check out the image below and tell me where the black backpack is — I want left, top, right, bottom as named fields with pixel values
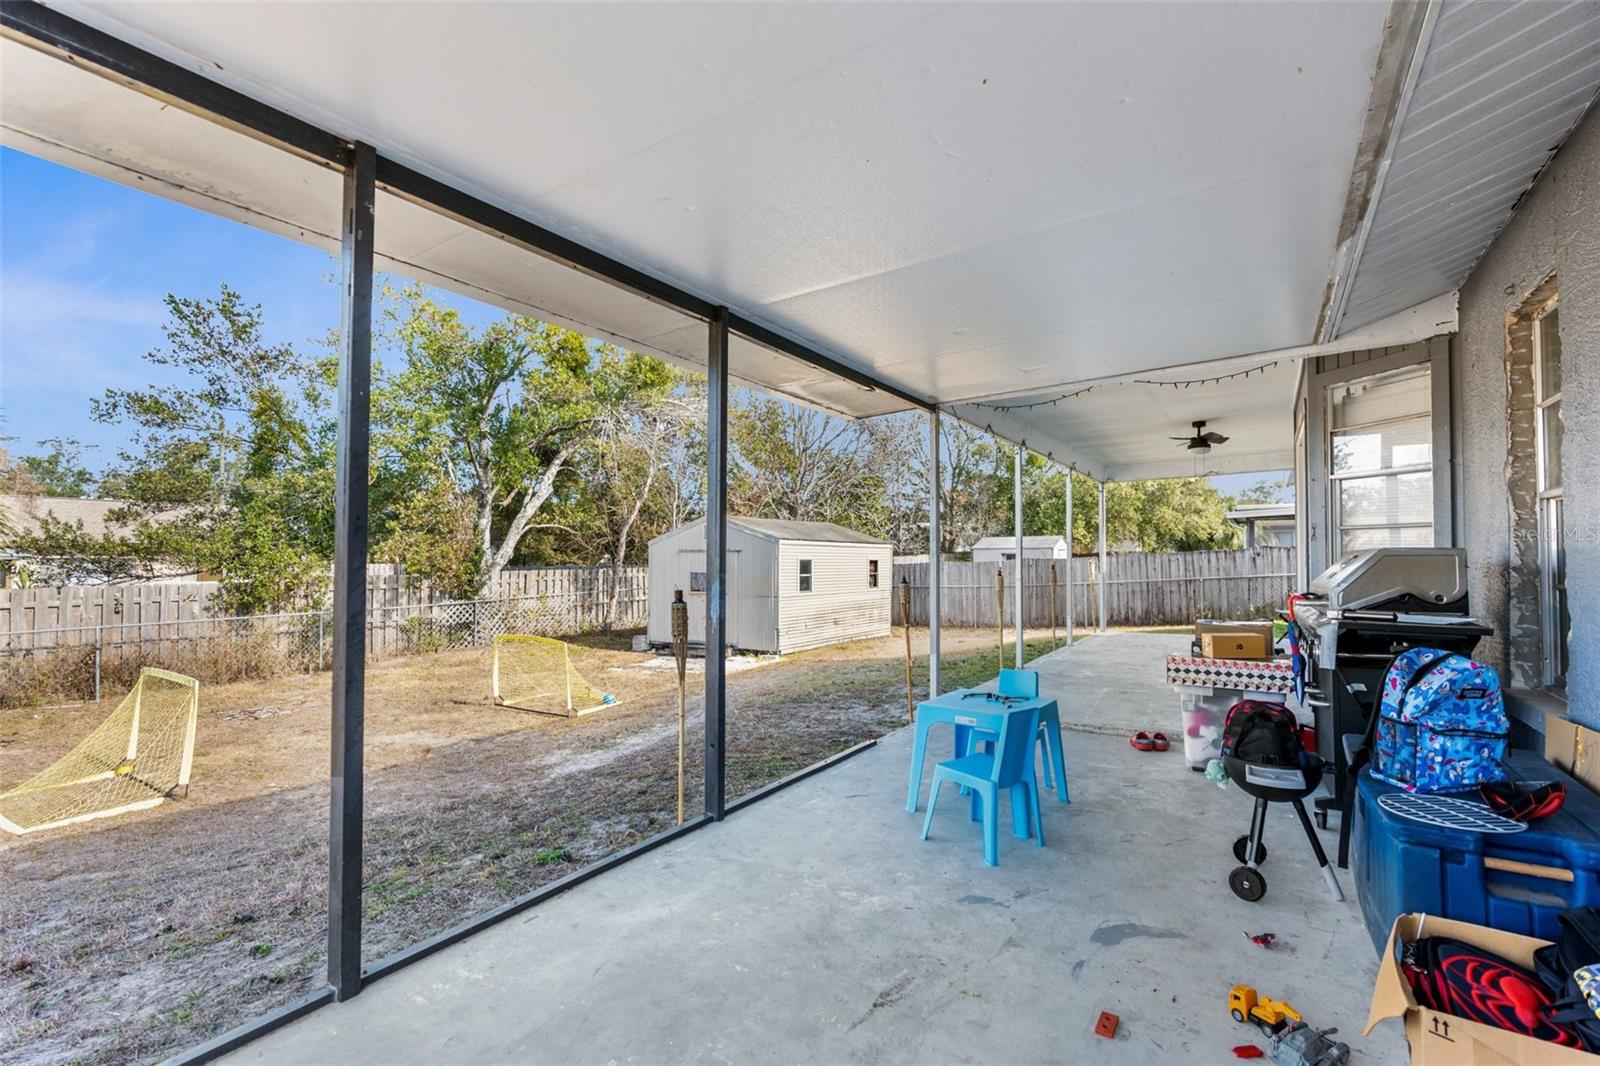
left=1220, top=700, right=1302, bottom=766
left=1534, top=908, right=1600, bottom=1052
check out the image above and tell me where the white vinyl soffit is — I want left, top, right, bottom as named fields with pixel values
left=31, top=2, right=1390, bottom=399
left=8, top=4, right=1591, bottom=471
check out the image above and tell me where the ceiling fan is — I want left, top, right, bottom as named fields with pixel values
left=1171, top=420, right=1229, bottom=455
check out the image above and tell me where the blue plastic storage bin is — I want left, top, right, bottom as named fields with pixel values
left=1353, top=749, right=1600, bottom=954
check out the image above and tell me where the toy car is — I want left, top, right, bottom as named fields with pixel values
left=1229, top=984, right=1303, bottom=1036
left=1268, top=1021, right=1350, bottom=1066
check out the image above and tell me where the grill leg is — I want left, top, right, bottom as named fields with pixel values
left=1246, top=798, right=1268, bottom=870
left=1292, top=798, right=1344, bottom=902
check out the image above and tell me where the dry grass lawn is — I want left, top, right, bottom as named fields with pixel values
left=0, top=626, right=1053, bottom=1066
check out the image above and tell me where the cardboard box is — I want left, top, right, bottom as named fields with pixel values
left=1545, top=711, right=1600, bottom=796
left=1200, top=631, right=1271, bottom=660
left=1192, top=619, right=1274, bottom=657
left=1366, top=913, right=1596, bottom=1065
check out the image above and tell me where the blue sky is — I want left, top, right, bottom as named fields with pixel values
left=0, top=147, right=498, bottom=475
left=0, top=145, right=1287, bottom=501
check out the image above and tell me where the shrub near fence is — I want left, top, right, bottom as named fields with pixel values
left=0, top=566, right=648, bottom=708
left=891, top=548, right=1295, bottom=629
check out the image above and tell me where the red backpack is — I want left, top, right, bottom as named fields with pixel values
left=1402, top=936, right=1584, bottom=1048
left=1220, top=700, right=1302, bottom=766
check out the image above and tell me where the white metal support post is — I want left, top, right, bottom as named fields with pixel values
left=928, top=409, right=942, bottom=697
left=1097, top=480, right=1109, bottom=633
left=1064, top=469, right=1074, bottom=646
left=1014, top=444, right=1025, bottom=668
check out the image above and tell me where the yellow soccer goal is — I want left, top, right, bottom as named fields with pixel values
left=492, top=635, right=617, bottom=717
left=0, top=667, right=200, bottom=835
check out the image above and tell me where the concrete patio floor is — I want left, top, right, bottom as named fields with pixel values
left=225, top=634, right=1405, bottom=1065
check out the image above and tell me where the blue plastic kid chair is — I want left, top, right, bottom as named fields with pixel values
left=920, top=705, right=1043, bottom=866
left=997, top=668, right=1039, bottom=699
left=995, top=669, right=1068, bottom=803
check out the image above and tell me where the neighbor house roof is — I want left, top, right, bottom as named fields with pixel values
left=1225, top=504, right=1295, bottom=523
left=651, top=517, right=888, bottom=546
left=0, top=494, right=180, bottom=540
left=970, top=536, right=1067, bottom=550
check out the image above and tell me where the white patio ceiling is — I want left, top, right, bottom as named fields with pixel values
left=4, top=2, right=1597, bottom=477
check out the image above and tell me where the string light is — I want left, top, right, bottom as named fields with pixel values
left=971, top=385, right=1095, bottom=411
left=1132, top=361, right=1279, bottom=389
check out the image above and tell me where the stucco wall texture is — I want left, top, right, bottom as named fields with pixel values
left=1455, top=101, right=1600, bottom=727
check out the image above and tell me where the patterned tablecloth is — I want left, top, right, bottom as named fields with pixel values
left=1165, top=655, right=1295, bottom=693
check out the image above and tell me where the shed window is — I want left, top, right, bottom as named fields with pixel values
left=798, top=559, right=813, bottom=592
left=689, top=571, right=706, bottom=593
left=868, top=559, right=879, bottom=588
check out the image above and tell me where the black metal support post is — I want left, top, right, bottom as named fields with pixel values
left=329, top=141, right=375, bottom=1001
left=705, top=307, right=730, bottom=820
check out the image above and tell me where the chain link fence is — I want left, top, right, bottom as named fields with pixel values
left=0, top=589, right=647, bottom=708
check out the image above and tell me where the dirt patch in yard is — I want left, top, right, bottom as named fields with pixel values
left=1, top=628, right=1015, bottom=1066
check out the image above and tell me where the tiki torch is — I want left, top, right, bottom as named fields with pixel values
left=1050, top=562, right=1060, bottom=650
left=995, top=566, right=1005, bottom=672
left=671, top=588, right=688, bottom=824
left=900, top=575, right=914, bottom=722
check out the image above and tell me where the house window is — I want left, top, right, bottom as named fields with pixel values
left=868, top=559, right=879, bottom=588
left=798, top=559, right=812, bottom=592
left=1327, top=364, right=1433, bottom=555
left=1534, top=301, right=1568, bottom=689
left=689, top=571, right=706, bottom=593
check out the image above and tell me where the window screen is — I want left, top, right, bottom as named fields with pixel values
left=1328, top=364, right=1433, bottom=555
left=689, top=571, right=706, bottom=593
left=1534, top=302, right=1567, bottom=689
left=798, top=559, right=812, bottom=592
left=868, top=559, right=879, bottom=588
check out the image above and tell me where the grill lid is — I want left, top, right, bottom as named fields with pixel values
left=1309, top=547, right=1469, bottom=613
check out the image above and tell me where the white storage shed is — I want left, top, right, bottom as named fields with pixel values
left=647, top=518, right=892, bottom=655
left=969, top=535, right=1071, bottom=565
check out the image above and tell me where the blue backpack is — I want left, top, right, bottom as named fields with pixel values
left=1372, top=648, right=1508, bottom=793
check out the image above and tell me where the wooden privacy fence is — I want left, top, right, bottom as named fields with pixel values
left=0, top=565, right=649, bottom=652
left=891, top=548, right=1295, bottom=628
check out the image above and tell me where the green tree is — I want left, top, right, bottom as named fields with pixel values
left=730, top=395, right=890, bottom=533
left=378, top=285, right=672, bottom=598
left=80, top=285, right=335, bottom=611
left=17, top=438, right=96, bottom=497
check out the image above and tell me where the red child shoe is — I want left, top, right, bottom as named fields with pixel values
left=1151, top=732, right=1170, bottom=752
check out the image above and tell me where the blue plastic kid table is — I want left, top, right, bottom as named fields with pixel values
left=905, top=688, right=1057, bottom=836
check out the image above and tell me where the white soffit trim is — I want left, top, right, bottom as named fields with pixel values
left=953, top=292, right=1455, bottom=481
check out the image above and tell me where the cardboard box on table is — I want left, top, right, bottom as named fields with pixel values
left=1192, top=619, right=1274, bottom=657
left=1200, top=631, right=1271, bottom=660
left=1366, top=913, right=1598, bottom=1065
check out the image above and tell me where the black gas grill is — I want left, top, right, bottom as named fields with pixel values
left=1290, top=548, right=1492, bottom=835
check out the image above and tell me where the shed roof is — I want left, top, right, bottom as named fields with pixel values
left=969, top=536, right=1067, bottom=550
left=651, top=517, right=889, bottom=547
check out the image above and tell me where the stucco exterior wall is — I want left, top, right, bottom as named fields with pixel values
left=1455, top=103, right=1600, bottom=727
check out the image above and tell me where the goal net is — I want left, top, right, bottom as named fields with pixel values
left=0, top=667, right=200, bottom=835
left=492, top=635, right=616, bottom=717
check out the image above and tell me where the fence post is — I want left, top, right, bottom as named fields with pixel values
left=93, top=624, right=102, bottom=702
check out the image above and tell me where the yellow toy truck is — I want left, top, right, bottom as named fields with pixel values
left=1229, top=984, right=1303, bottom=1036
